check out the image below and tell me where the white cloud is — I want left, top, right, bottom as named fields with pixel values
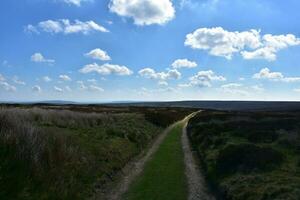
left=253, top=67, right=300, bottom=82
left=0, top=74, right=5, bottom=81
left=85, top=48, right=111, bottom=61
left=253, top=68, right=283, bottom=80
left=109, top=0, right=175, bottom=26
left=0, top=82, right=16, bottom=92
left=220, top=83, right=249, bottom=96
left=77, top=81, right=87, bottom=90
left=185, top=27, right=300, bottom=61
left=87, top=79, right=97, bottom=83
left=138, top=68, right=181, bottom=81
left=43, top=76, right=52, bottom=82
left=59, top=0, right=92, bottom=6
left=32, top=85, right=42, bottom=93
left=171, top=59, right=197, bottom=69
left=158, top=81, right=168, bottom=86
left=24, top=25, right=40, bottom=34
left=31, top=53, right=55, bottom=63
left=89, top=85, right=104, bottom=92
left=293, top=88, right=300, bottom=92
left=59, top=75, right=72, bottom=81
left=251, top=85, right=265, bottom=93
left=65, top=86, right=72, bottom=92
left=188, top=70, right=226, bottom=87
left=76, top=81, right=104, bottom=92
left=26, top=19, right=108, bottom=35
left=54, top=86, right=63, bottom=92
left=79, top=63, right=133, bottom=76
left=12, top=76, right=26, bottom=85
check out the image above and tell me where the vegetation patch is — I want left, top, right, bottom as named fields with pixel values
left=187, top=110, right=300, bottom=200
left=0, top=106, right=194, bottom=200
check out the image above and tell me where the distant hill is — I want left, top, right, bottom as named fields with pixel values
left=105, top=101, right=300, bottom=111
left=2, top=100, right=300, bottom=111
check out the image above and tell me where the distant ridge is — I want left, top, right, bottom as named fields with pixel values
left=2, top=100, right=300, bottom=111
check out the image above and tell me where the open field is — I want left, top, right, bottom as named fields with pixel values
left=0, top=105, right=196, bottom=200
left=187, top=110, right=300, bottom=200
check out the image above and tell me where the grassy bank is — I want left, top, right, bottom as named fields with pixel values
left=0, top=106, right=196, bottom=200
left=125, top=122, right=187, bottom=200
left=187, top=111, right=300, bottom=200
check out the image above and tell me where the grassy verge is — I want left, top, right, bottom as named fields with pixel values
left=125, top=122, right=187, bottom=200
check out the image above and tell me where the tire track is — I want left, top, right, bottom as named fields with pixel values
left=182, top=112, right=215, bottom=200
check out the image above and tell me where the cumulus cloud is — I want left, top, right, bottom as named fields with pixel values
left=43, top=76, right=52, bottom=82
left=31, top=53, right=55, bottom=63
left=187, top=70, right=226, bottom=87
left=0, top=74, right=5, bottom=81
left=185, top=27, right=300, bottom=61
left=220, top=83, right=264, bottom=96
left=32, top=85, right=42, bottom=92
left=59, top=75, right=72, bottom=81
left=26, top=19, right=108, bottom=35
left=138, top=68, right=181, bottom=81
left=109, top=0, right=175, bottom=26
left=89, top=85, right=104, bottom=92
left=12, top=76, right=26, bottom=85
left=76, top=81, right=104, bottom=92
left=59, top=0, right=92, bottom=6
left=253, top=68, right=300, bottom=82
left=65, top=86, right=72, bottom=92
left=220, top=83, right=249, bottom=96
left=54, top=86, right=63, bottom=92
left=85, top=48, right=111, bottom=61
left=0, top=82, right=16, bottom=92
left=87, top=79, right=97, bottom=83
left=79, top=63, right=133, bottom=76
left=251, top=85, right=265, bottom=93
left=171, top=59, right=197, bottom=69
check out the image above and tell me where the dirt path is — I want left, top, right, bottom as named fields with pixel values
left=92, top=122, right=179, bottom=200
left=182, top=113, right=215, bottom=200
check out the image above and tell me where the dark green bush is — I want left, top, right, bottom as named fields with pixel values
left=216, top=144, right=283, bottom=176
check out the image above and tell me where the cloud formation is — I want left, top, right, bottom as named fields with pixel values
left=31, top=53, right=55, bottom=63
left=187, top=70, right=226, bottom=87
left=26, top=19, right=109, bottom=35
left=12, top=76, right=26, bottom=85
left=138, top=68, right=181, bottom=81
left=171, top=59, right=197, bottom=69
left=79, top=63, right=133, bottom=76
left=59, top=0, right=92, bottom=7
left=43, top=76, right=52, bottom=82
left=89, top=85, right=104, bottom=92
left=185, top=27, right=300, bottom=61
left=32, top=85, right=42, bottom=92
left=253, top=67, right=300, bottom=82
left=220, top=83, right=249, bottom=96
left=0, top=82, right=16, bottom=92
left=85, top=48, right=111, bottom=61
left=54, top=86, right=63, bottom=92
left=109, top=0, right=175, bottom=26
left=59, top=75, right=72, bottom=81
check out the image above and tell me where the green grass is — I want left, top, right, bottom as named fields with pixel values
left=125, top=122, right=187, bottom=200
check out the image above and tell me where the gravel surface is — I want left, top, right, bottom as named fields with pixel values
left=182, top=113, right=215, bottom=200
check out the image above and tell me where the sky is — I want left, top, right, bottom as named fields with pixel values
left=1, top=0, right=300, bottom=102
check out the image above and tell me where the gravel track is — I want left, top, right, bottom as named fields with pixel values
left=182, top=112, right=215, bottom=200
left=92, top=122, right=179, bottom=200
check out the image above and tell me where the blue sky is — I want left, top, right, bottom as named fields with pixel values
left=1, top=0, right=300, bottom=102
